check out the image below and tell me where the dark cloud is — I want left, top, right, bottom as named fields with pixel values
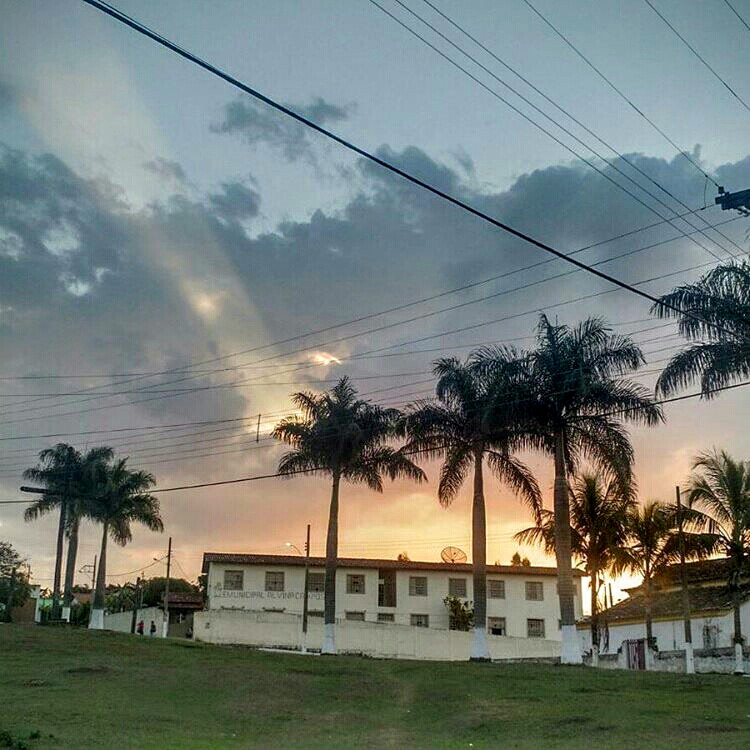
left=208, top=180, right=261, bottom=221
left=210, top=96, right=353, bottom=163
left=143, top=157, right=188, bottom=184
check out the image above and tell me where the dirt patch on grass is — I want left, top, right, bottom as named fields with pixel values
left=65, top=665, right=111, bottom=675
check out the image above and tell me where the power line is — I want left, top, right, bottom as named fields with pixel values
left=369, top=0, right=730, bottom=261
left=644, top=0, right=750, bottom=114
left=78, top=1, right=739, bottom=340
left=724, top=0, right=750, bottom=33
left=520, top=0, right=722, bottom=188
left=410, top=0, right=744, bottom=257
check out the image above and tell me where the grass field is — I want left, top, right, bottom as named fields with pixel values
left=1, top=626, right=749, bottom=749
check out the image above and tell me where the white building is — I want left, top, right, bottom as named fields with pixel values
left=578, top=559, right=750, bottom=662
left=202, top=552, right=583, bottom=642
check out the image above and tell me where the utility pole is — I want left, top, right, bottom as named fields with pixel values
left=4, top=567, right=16, bottom=623
left=130, top=576, right=142, bottom=634
left=301, top=524, right=311, bottom=653
left=162, top=537, right=172, bottom=638
left=676, top=486, right=694, bottom=674
left=715, top=186, right=750, bottom=215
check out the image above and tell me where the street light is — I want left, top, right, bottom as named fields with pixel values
left=285, top=542, right=303, bottom=556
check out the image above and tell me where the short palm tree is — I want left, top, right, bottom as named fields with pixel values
left=616, top=500, right=714, bottom=647
left=87, top=458, right=163, bottom=629
left=402, top=353, right=541, bottom=661
left=686, top=449, right=750, bottom=673
left=273, top=377, right=425, bottom=654
left=653, top=262, right=750, bottom=397
left=515, top=471, right=632, bottom=662
left=524, top=314, right=663, bottom=663
left=23, top=444, right=81, bottom=619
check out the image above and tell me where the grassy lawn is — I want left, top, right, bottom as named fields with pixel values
left=1, top=625, right=749, bottom=749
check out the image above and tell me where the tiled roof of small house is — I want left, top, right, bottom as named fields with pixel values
left=201, top=552, right=584, bottom=577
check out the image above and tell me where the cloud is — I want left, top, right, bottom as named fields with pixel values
left=143, top=157, right=188, bottom=185
left=0, top=81, right=16, bottom=114
left=3, top=140, right=750, bottom=585
left=210, top=96, right=353, bottom=164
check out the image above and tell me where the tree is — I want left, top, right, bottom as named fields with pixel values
left=444, top=595, right=474, bottom=631
left=23, top=444, right=113, bottom=621
left=686, top=449, right=750, bottom=674
left=396, top=552, right=410, bottom=562
left=515, top=472, right=632, bottom=661
left=86, top=458, right=164, bottom=629
left=616, top=500, right=714, bottom=647
left=0, top=542, right=31, bottom=620
left=273, top=377, right=424, bottom=654
left=521, top=314, right=663, bottom=663
left=23, top=443, right=80, bottom=619
left=402, top=354, right=540, bottom=660
left=653, top=262, right=750, bottom=398
left=141, top=577, right=197, bottom=607
left=510, top=552, right=530, bottom=567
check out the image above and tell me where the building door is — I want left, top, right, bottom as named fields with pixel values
left=378, top=570, right=396, bottom=607
left=625, top=639, right=646, bottom=670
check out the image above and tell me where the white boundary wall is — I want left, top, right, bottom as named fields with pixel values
left=103, top=606, right=164, bottom=634
left=193, top=610, right=561, bottom=661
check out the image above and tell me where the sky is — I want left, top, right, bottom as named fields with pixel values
left=1, top=0, right=750, bottom=603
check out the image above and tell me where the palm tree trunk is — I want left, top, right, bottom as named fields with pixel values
left=553, top=429, right=581, bottom=664
left=470, top=449, right=490, bottom=661
left=644, top=577, right=653, bottom=646
left=89, top=521, right=108, bottom=630
left=590, top=569, right=599, bottom=666
left=322, top=473, right=340, bottom=655
left=51, top=501, right=67, bottom=620
left=733, top=593, right=745, bottom=674
left=61, top=516, right=80, bottom=622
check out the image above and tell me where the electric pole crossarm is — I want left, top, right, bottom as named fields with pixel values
left=715, top=187, right=750, bottom=214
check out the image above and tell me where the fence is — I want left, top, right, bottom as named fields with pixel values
left=193, top=609, right=561, bottom=661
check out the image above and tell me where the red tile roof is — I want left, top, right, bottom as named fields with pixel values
left=201, top=552, right=582, bottom=577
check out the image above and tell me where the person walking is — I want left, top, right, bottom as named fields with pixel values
left=136, top=620, right=144, bottom=636
left=149, top=620, right=156, bottom=637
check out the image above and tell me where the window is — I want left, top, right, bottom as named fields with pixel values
left=409, top=576, right=428, bottom=596
left=308, top=572, right=325, bottom=592
left=448, top=578, right=467, bottom=598
left=525, top=581, right=544, bottom=601
left=308, top=610, right=324, bottom=618
left=345, top=611, right=365, bottom=622
left=378, top=570, right=397, bottom=607
left=527, top=618, right=545, bottom=638
left=488, top=617, right=506, bottom=636
left=703, top=624, right=719, bottom=650
left=411, top=614, right=429, bottom=628
left=265, top=571, right=285, bottom=592
left=223, top=570, right=244, bottom=591
left=488, top=579, right=505, bottom=599
left=377, top=612, right=395, bottom=623
left=346, top=574, right=366, bottom=594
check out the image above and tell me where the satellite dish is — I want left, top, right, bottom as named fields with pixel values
left=441, top=546, right=467, bottom=564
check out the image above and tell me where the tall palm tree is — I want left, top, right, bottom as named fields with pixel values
left=273, top=377, right=424, bottom=654
left=23, top=444, right=80, bottom=619
left=686, top=449, right=750, bottom=674
left=615, top=501, right=714, bottom=647
left=524, top=314, right=663, bottom=663
left=402, top=353, right=541, bottom=661
left=653, top=262, right=750, bottom=398
left=60, top=447, right=113, bottom=621
left=87, top=458, right=163, bottom=630
left=515, top=471, right=633, bottom=663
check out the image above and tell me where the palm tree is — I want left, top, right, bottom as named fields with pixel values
left=87, top=458, right=163, bottom=630
left=653, top=262, right=750, bottom=398
left=686, top=449, right=750, bottom=674
left=402, top=353, right=541, bottom=661
left=60, top=447, right=113, bottom=621
left=616, top=501, right=714, bottom=648
left=23, top=444, right=80, bottom=619
left=273, top=377, right=424, bottom=654
left=515, top=471, right=632, bottom=664
left=524, top=314, right=663, bottom=663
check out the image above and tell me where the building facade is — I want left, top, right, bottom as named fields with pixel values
left=202, top=552, right=583, bottom=640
